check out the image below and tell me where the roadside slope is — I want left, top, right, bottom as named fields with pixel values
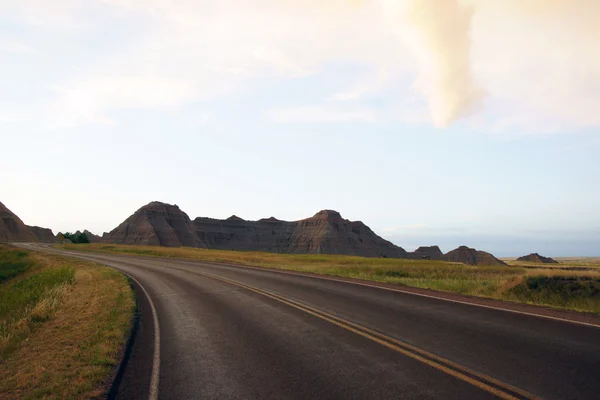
left=0, top=245, right=134, bottom=399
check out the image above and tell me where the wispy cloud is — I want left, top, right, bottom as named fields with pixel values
left=0, top=40, right=34, bottom=53
left=0, top=112, right=30, bottom=123
left=266, top=106, right=378, bottom=124
left=329, top=67, right=391, bottom=102
left=45, top=76, right=195, bottom=128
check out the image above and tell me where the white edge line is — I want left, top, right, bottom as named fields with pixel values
left=122, top=273, right=160, bottom=400
left=195, top=261, right=600, bottom=330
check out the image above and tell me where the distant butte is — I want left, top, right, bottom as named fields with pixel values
left=445, top=245, right=507, bottom=266
left=517, top=253, right=559, bottom=264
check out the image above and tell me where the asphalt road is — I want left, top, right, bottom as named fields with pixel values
left=20, top=244, right=600, bottom=400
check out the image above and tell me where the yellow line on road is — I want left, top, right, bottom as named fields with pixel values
left=193, top=270, right=539, bottom=400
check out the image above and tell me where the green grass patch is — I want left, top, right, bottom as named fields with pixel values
left=0, top=247, right=135, bottom=399
left=506, top=275, right=600, bottom=313
left=0, top=246, right=75, bottom=360
left=0, top=266, right=74, bottom=322
left=0, top=247, right=34, bottom=283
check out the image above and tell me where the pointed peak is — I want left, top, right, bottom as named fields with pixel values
left=259, top=216, right=281, bottom=222
left=135, top=201, right=185, bottom=214
left=141, top=201, right=179, bottom=209
left=227, top=215, right=245, bottom=221
left=312, top=210, right=343, bottom=220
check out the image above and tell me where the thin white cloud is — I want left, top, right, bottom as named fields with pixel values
left=46, top=76, right=195, bottom=128
left=0, top=112, right=30, bottom=123
left=0, top=40, right=34, bottom=53
left=329, top=67, right=391, bottom=102
left=266, top=106, right=378, bottom=124
left=194, top=112, right=225, bottom=132
left=0, top=0, right=84, bottom=28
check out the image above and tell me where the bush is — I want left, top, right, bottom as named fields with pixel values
left=58, top=231, right=90, bottom=244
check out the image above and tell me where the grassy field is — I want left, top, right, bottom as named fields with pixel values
left=61, top=244, right=600, bottom=314
left=503, top=258, right=600, bottom=270
left=0, top=245, right=135, bottom=399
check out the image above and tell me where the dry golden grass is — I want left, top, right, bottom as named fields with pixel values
left=504, top=258, right=600, bottom=270
left=62, top=243, right=522, bottom=298
left=61, top=244, right=600, bottom=314
left=0, top=248, right=135, bottom=400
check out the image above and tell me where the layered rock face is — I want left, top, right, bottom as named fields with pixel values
left=284, top=210, right=407, bottom=257
left=444, top=245, right=507, bottom=266
left=196, top=210, right=407, bottom=257
left=102, top=202, right=206, bottom=247
left=194, top=216, right=296, bottom=252
left=29, top=226, right=55, bottom=242
left=0, top=201, right=55, bottom=243
left=517, top=253, right=558, bottom=264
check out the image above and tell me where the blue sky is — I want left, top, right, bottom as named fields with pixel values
left=1, top=1, right=599, bottom=256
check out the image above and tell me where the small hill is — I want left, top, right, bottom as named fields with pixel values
left=102, top=202, right=206, bottom=247
left=444, top=246, right=506, bottom=266
left=0, top=201, right=55, bottom=243
left=409, top=246, right=444, bottom=260
left=517, top=253, right=558, bottom=264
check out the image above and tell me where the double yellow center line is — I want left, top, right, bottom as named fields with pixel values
left=181, top=268, right=539, bottom=400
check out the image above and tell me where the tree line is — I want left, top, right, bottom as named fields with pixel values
left=58, top=231, right=90, bottom=244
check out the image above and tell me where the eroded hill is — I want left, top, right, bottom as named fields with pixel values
left=0, top=201, right=54, bottom=243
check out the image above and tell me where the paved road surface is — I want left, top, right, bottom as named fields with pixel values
left=19, top=244, right=600, bottom=400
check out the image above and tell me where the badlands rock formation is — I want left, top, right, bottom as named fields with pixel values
left=104, top=202, right=406, bottom=258
left=517, top=253, right=559, bottom=264
left=0, top=201, right=54, bottom=243
left=101, top=201, right=506, bottom=265
left=102, top=202, right=206, bottom=248
left=444, top=245, right=507, bottom=266
left=410, top=246, right=445, bottom=260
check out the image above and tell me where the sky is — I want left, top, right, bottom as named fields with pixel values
left=1, top=0, right=599, bottom=257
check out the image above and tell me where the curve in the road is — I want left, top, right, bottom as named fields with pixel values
left=15, top=243, right=600, bottom=400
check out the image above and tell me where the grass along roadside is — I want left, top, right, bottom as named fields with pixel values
left=0, top=245, right=135, bottom=399
left=61, top=243, right=600, bottom=314
left=0, top=248, right=34, bottom=283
